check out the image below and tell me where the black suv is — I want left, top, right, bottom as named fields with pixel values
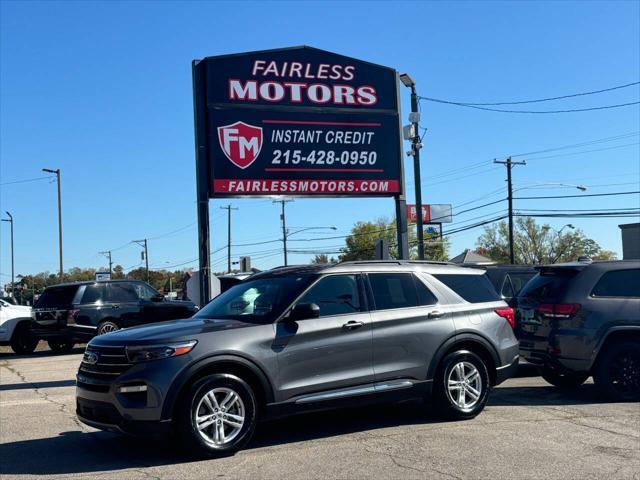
left=76, top=262, right=519, bottom=457
left=32, top=280, right=197, bottom=352
left=516, top=260, right=640, bottom=401
left=482, top=265, right=537, bottom=305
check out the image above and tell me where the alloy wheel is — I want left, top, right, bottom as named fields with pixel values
left=610, top=350, right=640, bottom=396
left=98, top=323, right=119, bottom=335
left=194, top=387, right=245, bottom=446
left=446, top=361, right=483, bottom=411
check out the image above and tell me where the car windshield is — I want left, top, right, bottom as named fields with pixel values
left=195, top=274, right=315, bottom=323
left=518, top=269, right=579, bottom=301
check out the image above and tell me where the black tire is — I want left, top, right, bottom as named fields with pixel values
left=10, top=322, right=39, bottom=354
left=97, top=321, right=120, bottom=336
left=540, top=367, right=589, bottom=389
left=433, top=350, right=491, bottom=420
left=47, top=339, right=75, bottom=354
left=175, top=374, right=257, bottom=458
left=594, top=341, right=640, bottom=402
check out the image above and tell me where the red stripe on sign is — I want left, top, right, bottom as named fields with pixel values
left=265, top=168, right=384, bottom=173
left=262, top=120, right=382, bottom=127
left=213, top=179, right=400, bottom=194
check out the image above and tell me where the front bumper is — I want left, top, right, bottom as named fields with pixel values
left=76, top=398, right=172, bottom=436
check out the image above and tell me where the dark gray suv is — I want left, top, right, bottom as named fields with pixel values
left=516, top=260, right=640, bottom=401
left=76, top=261, right=519, bottom=456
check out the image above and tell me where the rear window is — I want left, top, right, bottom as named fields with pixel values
left=518, top=269, right=579, bottom=301
left=34, top=286, right=78, bottom=308
left=592, top=269, right=640, bottom=298
left=432, top=273, right=500, bottom=303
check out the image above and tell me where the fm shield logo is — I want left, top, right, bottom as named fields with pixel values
left=217, top=121, right=263, bottom=169
left=83, top=351, right=99, bottom=365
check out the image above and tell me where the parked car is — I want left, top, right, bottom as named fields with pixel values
left=482, top=265, right=537, bottom=305
left=0, top=299, right=37, bottom=354
left=76, top=261, right=519, bottom=457
left=31, top=280, right=198, bottom=353
left=515, top=260, right=640, bottom=401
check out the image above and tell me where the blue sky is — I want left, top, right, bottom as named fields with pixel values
left=1, top=0, right=639, bottom=278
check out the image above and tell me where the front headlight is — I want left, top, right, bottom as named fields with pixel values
left=125, top=340, right=197, bottom=363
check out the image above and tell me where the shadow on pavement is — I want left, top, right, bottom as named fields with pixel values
left=0, top=383, right=612, bottom=476
left=0, top=346, right=85, bottom=360
left=0, top=379, right=77, bottom=391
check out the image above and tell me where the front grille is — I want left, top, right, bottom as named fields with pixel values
left=79, top=344, right=133, bottom=381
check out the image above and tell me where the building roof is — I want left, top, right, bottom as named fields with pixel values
left=449, top=249, right=496, bottom=265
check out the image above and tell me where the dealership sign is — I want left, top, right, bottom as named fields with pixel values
left=193, top=46, right=403, bottom=197
left=407, top=204, right=453, bottom=223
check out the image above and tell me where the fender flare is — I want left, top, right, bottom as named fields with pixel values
left=592, top=325, right=640, bottom=364
left=161, top=353, right=274, bottom=420
left=426, top=332, right=501, bottom=382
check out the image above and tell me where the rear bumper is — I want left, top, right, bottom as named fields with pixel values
left=495, top=356, right=519, bottom=385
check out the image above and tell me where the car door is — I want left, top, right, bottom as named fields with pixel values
left=106, top=282, right=143, bottom=327
left=274, top=274, right=374, bottom=401
left=368, top=272, right=454, bottom=383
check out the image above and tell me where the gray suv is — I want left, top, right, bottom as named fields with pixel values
left=76, top=261, right=519, bottom=457
left=516, top=260, right=640, bottom=401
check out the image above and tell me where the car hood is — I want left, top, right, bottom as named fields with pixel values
left=90, top=316, right=257, bottom=345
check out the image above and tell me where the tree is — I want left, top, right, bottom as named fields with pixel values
left=311, top=254, right=336, bottom=264
left=476, top=217, right=616, bottom=264
left=339, top=218, right=450, bottom=261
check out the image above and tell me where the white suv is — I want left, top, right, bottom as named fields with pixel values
left=0, top=299, right=37, bottom=354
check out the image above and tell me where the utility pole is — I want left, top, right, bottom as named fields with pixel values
left=220, top=205, right=238, bottom=273
left=2, top=212, right=14, bottom=296
left=42, top=168, right=63, bottom=280
left=132, top=239, right=149, bottom=282
left=99, top=250, right=113, bottom=275
left=399, top=73, right=424, bottom=260
left=494, top=157, right=526, bottom=264
left=273, top=198, right=293, bottom=266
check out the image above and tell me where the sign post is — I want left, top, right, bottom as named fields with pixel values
left=193, top=46, right=408, bottom=302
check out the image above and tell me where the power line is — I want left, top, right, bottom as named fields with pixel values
left=420, top=81, right=640, bottom=106
left=511, top=131, right=639, bottom=157
left=420, top=98, right=640, bottom=114
left=518, top=142, right=639, bottom=162
left=0, top=175, right=56, bottom=186
left=514, top=190, right=640, bottom=200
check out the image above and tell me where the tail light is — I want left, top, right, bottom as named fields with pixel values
left=495, top=307, right=515, bottom=329
left=538, top=303, right=581, bottom=318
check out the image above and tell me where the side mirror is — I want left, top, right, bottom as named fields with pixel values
left=150, top=293, right=164, bottom=302
left=288, top=303, right=320, bottom=321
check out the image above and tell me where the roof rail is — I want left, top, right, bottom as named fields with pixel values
left=337, top=260, right=453, bottom=266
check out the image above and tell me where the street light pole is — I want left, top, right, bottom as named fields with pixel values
left=99, top=250, right=113, bottom=275
left=220, top=205, right=238, bottom=273
left=1, top=212, right=14, bottom=296
left=42, top=168, right=63, bottom=280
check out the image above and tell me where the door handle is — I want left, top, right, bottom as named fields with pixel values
left=427, top=310, right=444, bottom=319
left=342, top=320, right=365, bottom=330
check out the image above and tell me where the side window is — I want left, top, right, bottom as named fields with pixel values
left=414, top=275, right=438, bottom=306
left=432, top=273, right=500, bottom=303
left=134, top=283, right=159, bottom=300
left=107, top=283, right=139, bottom=302
left=592, top=269, right=640, bottom=298
left=369, top=273, right=419, bottom=310
left=500, top=275, right=516, bottom=298
left=297, top=275, right=361, bottom=317
left=81, top=284, right=107, bottom=304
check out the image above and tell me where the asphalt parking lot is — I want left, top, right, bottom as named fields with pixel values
left=0, top=350, right=638, bottom=480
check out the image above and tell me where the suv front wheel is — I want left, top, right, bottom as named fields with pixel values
left=434, top=350, right=490, bottom=419
left=47, top=339, right=75, bottom=354
left=176, top=373, right=257, bottom=457
left=540, top=367, right=589, bottom=389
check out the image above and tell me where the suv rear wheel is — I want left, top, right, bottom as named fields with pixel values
left=540, top=367, right=589, bottom=389
left=594, top=341, right=640, bottom=402
left=434, top=350, right=490, bottom=419
left=10, top=322, right=39, bottom=354
left=176, top=373, right=257, bottom=457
